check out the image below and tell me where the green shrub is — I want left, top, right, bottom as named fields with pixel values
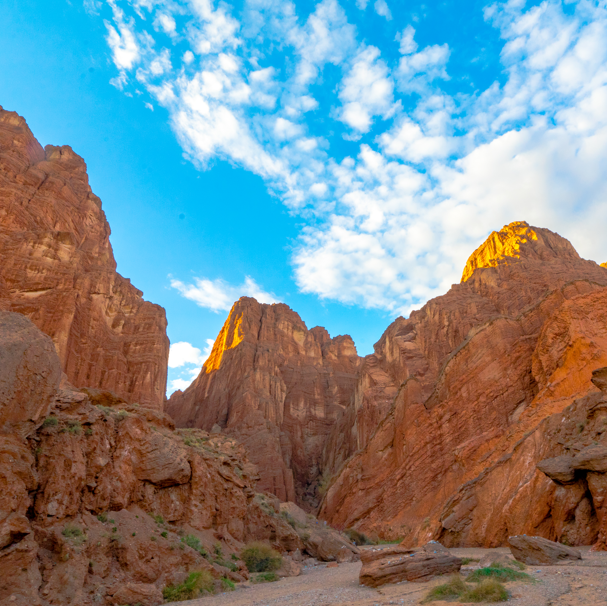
left=221, top=577, right=235, bottom=591
left=422, top=575, right=468, bottom=603
left=181, top=534, right=208, bottom=558
left=151, top=513, right=165, bottom=525
left=460, top=557, right=480, bottom=565
left=344, top=528, right=372, bottom=546
left=161, top=531, right=168, bottom=538
left=42, top=416, right=58, bottom=428
left=461, top=579, right=509, bottom=602
left=162, top=570, right=214, bottom=602
left=241, top=542, right=282, bottom=572
left=96, top=512, right=107, bottom=523
left=62, top=525, right=86, bottom=546
left=467, top=563, right=533, bottom=584
left=214, top=542, right=223, bottom=557
left=67, top=420, right=82, bottom=435
left=251, top=571, right=280, bottom=584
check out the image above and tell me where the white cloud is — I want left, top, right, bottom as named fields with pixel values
left=156, top=12, right=177, bottom=36
left=170, top=275, right=279, bottom=312
left=374, top=0, right=392, bottom=21
left=169, top=340, right=212, bottom=367
left=100, top=0, right=607, bottom=316
left=338, top=46, right=395, bottom=133
left=396, top=25, right=417, bottom=55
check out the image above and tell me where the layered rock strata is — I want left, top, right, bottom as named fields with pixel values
left=0, top=107, right=168, bottom=409
left=0, top=311, right=355, bottom=606
left=167, top=297, right=361, bottom=507
left=320, top=222, right=607, bottom=548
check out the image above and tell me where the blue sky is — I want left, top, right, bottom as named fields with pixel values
left=3, top=0, right=607, bottom=394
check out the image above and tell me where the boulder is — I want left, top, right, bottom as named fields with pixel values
left=0, top=312, right=61, bottom=438
left=422, top=540, right=451, bottom=555
left=359, top=549, right=462, bottom=587
left=108, top=583, right=163, bottom=606
left=277, top=555, right=302, bottom=577
left=537, top=455, right=577, bottom=484
left=508, top=535, right=582, bottom=565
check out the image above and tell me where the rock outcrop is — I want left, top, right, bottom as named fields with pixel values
left=320, top=222, right=607, bottom=549
left=0, top=107, right=169, bottom=409
left=166, top=298, right=361, bottom=507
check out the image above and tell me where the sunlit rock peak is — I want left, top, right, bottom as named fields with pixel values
left=461, top=220, right=580, bottom=283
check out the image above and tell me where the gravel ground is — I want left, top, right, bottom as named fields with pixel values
left=180, top=546, right=607, bottom=606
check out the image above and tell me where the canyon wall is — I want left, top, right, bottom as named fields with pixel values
left=0, top=310, right=315, bottom=606
left=0, top=107, right=168, bottom=409
left=166, top=297, right=361, bottom=508
left=319, top=221, right=607, bottom=548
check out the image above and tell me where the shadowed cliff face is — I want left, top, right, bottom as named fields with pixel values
left=0, top=107, right=169, bottom=409
left=166, top=298, right=361, bottom=508
left=319, top=221, right=607, bottom=549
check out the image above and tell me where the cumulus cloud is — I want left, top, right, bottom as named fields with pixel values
left=170, top=275, right=279, bottom=311
left=101, top=0, right=607, bottom=315
left=167, top=338, right=214, bottom=394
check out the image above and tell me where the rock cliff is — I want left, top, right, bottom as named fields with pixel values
left=166, top=298, right=361, bottom=508
left=0, top=107, right=168, bottom=409
left=319, top=221, right=607, bottom=549
left=0, top=310, right=356, bottom=606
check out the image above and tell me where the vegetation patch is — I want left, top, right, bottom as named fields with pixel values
left=251, top=571, right=280, bottom=584
left=181, top=534, right=209, bottom=559
left=162, top=570, right=214, bottom=602
left=241, top=542, right=282, bottom=572
left=460, top=557, right=480, bottom=565
left=422, top=575, right=509, bottom=603
left=345, top=528, right=373, bottom=545
left=466, top=563, right=533, bottom=584
left=67, top=420, right=82, bottom=435
left=221, top=577, right=236, bottom=591
left=42, top=416, right=58, bottom=428
left=461, top=579, right=509, bottom=602
left=62, top=525, right=86, bottom=546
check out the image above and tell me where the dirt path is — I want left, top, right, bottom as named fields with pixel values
left=181, top=547, right=607, bottom=606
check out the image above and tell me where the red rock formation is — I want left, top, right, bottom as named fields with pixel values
left=166, top=297, right=361, bottom=507
left=0, top=311, right=321, bottom=605
left=320, top=221, right=607, bottom=548
left=0, top=106, right=168, bottom=409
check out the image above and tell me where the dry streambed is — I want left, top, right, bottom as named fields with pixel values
left=185, top=547, right=607, bottom=606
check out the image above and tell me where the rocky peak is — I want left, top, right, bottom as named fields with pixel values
left=0, top=107, right=169, bottom=409
left=167, top=297, right=361, bottom=508
left=461, top=221, right=580, bottom=282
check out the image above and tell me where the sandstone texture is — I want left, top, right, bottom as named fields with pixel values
left=167, top=298, right=361, bottom=507
left=508, top=535, right=582, bottom=565
left=320, top=221, right=607, bottom=549
left=0, top=311, right=355, bottom=605
left=0, top=106, right=169, bottom=409
left=359, top=543, right=461, bottom=587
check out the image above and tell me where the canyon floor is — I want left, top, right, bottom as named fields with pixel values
left=184, top=547, right=607, bottom=606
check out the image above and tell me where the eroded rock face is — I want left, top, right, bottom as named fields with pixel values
left=0, top=311, right=339, bottom=605
left=320, top=221, right=607, bottom=548
left=0, top=107, right=168, bottom=409
left=167, top=298, right=361, bottom=507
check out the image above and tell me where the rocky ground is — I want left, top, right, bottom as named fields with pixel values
left=185, top=547, right=607, bottom=606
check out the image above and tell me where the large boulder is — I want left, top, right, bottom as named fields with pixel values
left=572, top=445, right=607, bottom=473
left=359, top=545, right=462, bottom=587
left=509, top=535, right=582, bottom=565
left=0, top=311, right=61, bottom=438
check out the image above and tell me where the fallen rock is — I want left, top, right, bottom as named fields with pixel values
left=108, top=583, right=163, bottom=606
left=359, top=549, right=462, bottom=587
left=422, top=540, right=451, bottom=555
left=509, top=535, right=582, bottom=565
left=277, top=555, right=302, bottom=577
